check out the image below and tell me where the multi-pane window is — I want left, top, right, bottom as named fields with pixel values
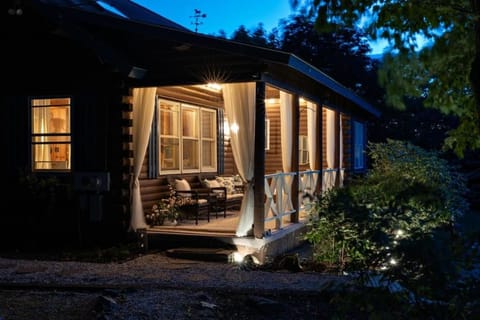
left=353, top=120, right=365, bottom=170
left=299, top=135, right=309, bottom=165
left=159, top=99, right=217, bottom=174
left=31, top=97, right=71, bottom=171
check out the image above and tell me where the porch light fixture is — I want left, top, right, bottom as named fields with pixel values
left=224, top=119, right=230, bottom=140
left=205, top=82, right=222, bottom=92
left=228, top=252, right=260, bottom=266
left=230, top=122, right=239, bottom=134
left=265, top=98, right=278, bottom=105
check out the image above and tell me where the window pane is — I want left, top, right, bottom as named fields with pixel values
left=31, top=98, right=71, bottom=171
left=201, top=110, right=215, bottom=138
left=161, top=137, right=180, bottom=170
left=353, top=121, right=365, bottom=169
left=160, top=102, right=179, bottom=136
left=202, top=140, right=215, bottom=168
left=183, top=139, right=199, bottom=170
left=32, top=106, right=70, bottom=134
left=32, top=144, right=71, bottom=170
left=182, top=108, right=198, bottom=138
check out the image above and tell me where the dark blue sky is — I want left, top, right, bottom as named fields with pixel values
left=131, top=1, right=389, bottom=55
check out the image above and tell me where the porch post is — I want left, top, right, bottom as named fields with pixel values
left=334, top=111, right=341, bottom=187
left=291, top=94, right=300, bottom=222
left=253, top=81, right=265, bottom=239
left=315, top=102, right=323, bottom=195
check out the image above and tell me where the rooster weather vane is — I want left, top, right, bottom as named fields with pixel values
left=190, top=9, right=206, bottom=33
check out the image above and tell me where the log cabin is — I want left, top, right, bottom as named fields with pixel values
left=2, top=0, right=380, bottom=260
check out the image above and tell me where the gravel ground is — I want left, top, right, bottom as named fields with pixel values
left=0, top=251, right=348, bottom=320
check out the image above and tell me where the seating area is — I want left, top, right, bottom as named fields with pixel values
left=161, top=174, right=244, bottom=225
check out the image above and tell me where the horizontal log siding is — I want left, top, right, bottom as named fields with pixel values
left=223, top=139, right=237, bottom=175
left=265, top=103, right=282, bottom=174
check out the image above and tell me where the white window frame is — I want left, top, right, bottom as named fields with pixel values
left=158, top=99, right=217, bottom=175
left=299, top=135, right=309, bottom=165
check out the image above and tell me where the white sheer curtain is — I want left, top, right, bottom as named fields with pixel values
left=222, top=82, right=256, bottom=237
left=33, top=106, right=52, bottom=169
left=130, top=87, right=157, bottom=231
left=280, top=91, right=293, bottom=172
left=307, top=101, right=317, bottom=170
left=323, top=108, right=337, bottom=191
left=326, top=108, right=335, bottom=168
left=339, top=115, right=344, bottom=187
left=279, top=91, right=294, bottom=216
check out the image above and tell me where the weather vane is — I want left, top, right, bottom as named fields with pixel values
left=190, top=9, right=206, bottom=33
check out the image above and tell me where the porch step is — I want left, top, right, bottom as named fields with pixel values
left=165, top=247, right=234, bottom=263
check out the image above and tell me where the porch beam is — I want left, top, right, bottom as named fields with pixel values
left=254, top=81, right=266, bottom=239
left=334, top=111, right=341, bottom=187
left=315, top=102, right=323, bottom=194
left=291, top=94, right=300, bottom=223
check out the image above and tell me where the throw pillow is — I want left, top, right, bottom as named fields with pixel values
left=216, top=176, right=236, bottom=194
left=175, top=178, right=191, bottom=191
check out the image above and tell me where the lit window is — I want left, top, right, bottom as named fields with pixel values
left=31, top=97, right=71, bottom=171
left=299, top=135, right=309, bottom=165
left=353, top=121, right=365, bottom=170
left=159, top=99, right=217, bottom=174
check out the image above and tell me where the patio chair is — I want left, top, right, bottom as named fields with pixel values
left=171, top=177, right=217, bottom=224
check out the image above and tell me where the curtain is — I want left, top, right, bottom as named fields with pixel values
left=339, top=115, right=344, bottom=187
left=307, top=101, right=317, bottom=170
left=34, top=106, right=52, bottom=169
left=222, top=82, right=256, bottom=237
left=280, top=91, right=293, bottom=172
left=130, top=87, right=157, bottom=231
left=326, top=108, right=335, bottom=168
left=279, top=91, right=294, bottom=214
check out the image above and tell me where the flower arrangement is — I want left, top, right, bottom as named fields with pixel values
left=146, top=184, right=193, bottom=226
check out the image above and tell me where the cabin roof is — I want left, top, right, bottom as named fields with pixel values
left=21, top=0, right=381, bottom=118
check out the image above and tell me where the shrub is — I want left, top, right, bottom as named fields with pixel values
left=305, top=140, right=476, bottom=316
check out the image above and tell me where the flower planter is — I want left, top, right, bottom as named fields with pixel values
left=163, top=219, right=178, bottom=226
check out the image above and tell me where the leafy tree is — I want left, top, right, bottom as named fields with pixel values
left=296, top=0, right=480, bottom=157
left=229, top=24, right=280, bottom=49
left=279, top=13, right=382, bottom=102
left=230, top=25, right=252, bottom=44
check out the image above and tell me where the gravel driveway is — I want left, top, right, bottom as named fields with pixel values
left=0, top=252, right=347, bottom=319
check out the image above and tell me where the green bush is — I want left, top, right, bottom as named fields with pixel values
left=305, top=140, right=477, bottom=317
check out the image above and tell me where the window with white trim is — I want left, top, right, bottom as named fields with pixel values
left=353, top=120, right=365, bottom=170
left=159, top=99, right=217, bottom=174
left=31, top=97, right=71, bottom=171
left=299, top=135, right=309, bottom=165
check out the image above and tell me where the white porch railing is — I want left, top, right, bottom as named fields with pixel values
left=264, top=168, right=345, bottom=233
left=264, top=172, right=296, bottom=231
left=299, top=170, right=321, bottom=212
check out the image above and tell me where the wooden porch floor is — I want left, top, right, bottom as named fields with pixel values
left=146, top=207, right=310, bottom=237
left=144, top=209, right=311, bottom=263
left=147, top=210, right=240, bottom=237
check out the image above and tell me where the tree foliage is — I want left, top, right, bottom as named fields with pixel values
left=226, top=13, right=382, bottom=104
left=297, top=0, right=480, bottom=157
left=278, top=14, right=382, bottom=101
left=305, top=140, right=477, bottom=318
